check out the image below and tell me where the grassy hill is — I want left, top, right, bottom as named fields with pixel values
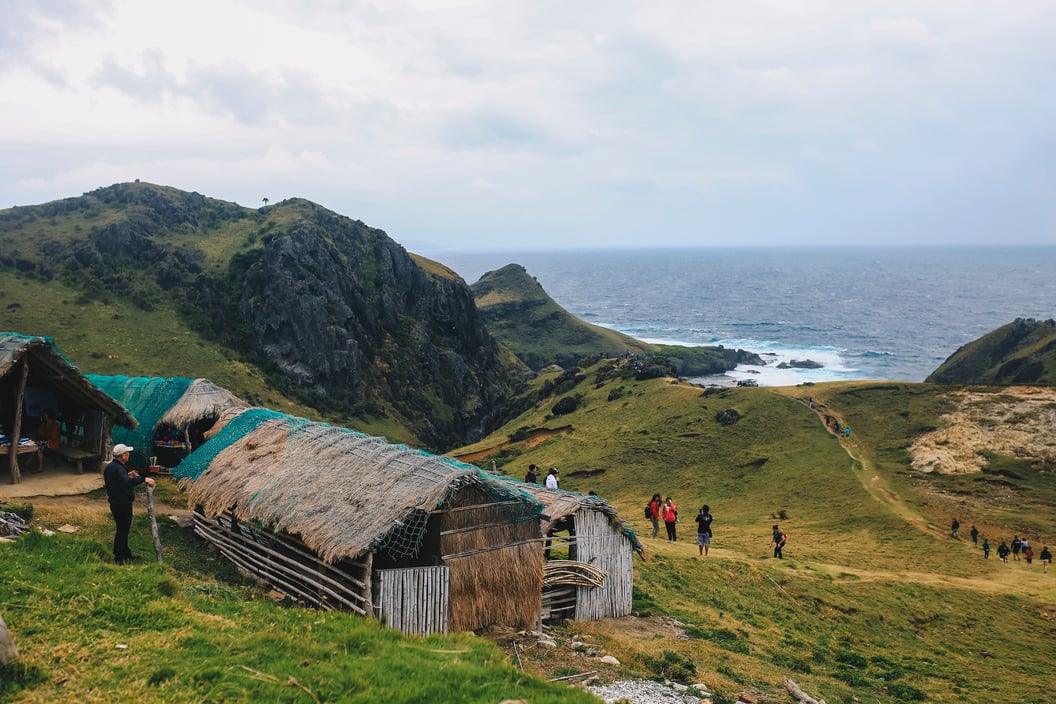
left=470, top=263, right=655, bottom=370
left=452, top=360, right=1056, bottom=703
left=927, top=318, right=1056, bottom=385
left=470, top=263, right=762, bottom=375
left=3, top=364, right=1055, bottom=702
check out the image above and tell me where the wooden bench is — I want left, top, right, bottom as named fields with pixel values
left=49, top=445, right=97, bottom=474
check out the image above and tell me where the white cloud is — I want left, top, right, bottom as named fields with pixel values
left=1, top=0, right=1054, bottom=247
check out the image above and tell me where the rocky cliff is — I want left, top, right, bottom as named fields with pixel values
left=0, top=182, right=519, bottom=449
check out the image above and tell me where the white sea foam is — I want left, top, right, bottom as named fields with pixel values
left=639, top=336, right=865, bottom=387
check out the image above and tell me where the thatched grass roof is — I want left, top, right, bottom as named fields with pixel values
left=0, top=334, right=136, bottom=428
left=158, top=378, right=244, bottom=428
left=176, top=411, right=539, bottom=564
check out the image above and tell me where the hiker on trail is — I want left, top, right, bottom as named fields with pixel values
left=1040, top=546, right=1052, bottom=573
left=982, top=538, right=990, bottom=559
left=950, top=517, right=959, bottom=539
left=695, top=505, right=714, bottom=556
left=1024, top=545, right=1034, bottom=565
left=545, top=467, right=559, bottom=489
left=1011, top=536, right=1022, bottom=560
left=648, top=493, right=662, bottom=539
left=524, top=464, right=538, bottom=484
left=844, top=426, right=851, bottom=437
left=103, top=443, right=156, bottom=565
left=770, top=524, right=787, bottom=559
left=661, top=497, right=678, bottom=541
left=997, top=540, right=1010, bottom=563
left=970, top=525, right=979, bottom=545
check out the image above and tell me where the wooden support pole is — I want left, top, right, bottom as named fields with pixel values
left=146, top=484, right=163, bottom=563
left=9, top=361, right=29, bottom=485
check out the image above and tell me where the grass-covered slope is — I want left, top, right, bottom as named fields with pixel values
left=0, top=491, right=596, bottom=704
left=453, top=362, right=1056, bottom=703
left=470, top=263, right=655, bottom=370
left=469, top=263, right=762, bottom=375
left=927, top=318, right=1056, bottom=385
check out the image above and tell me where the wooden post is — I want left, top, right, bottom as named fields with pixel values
left=146, top=484, right=163, bottom=563
left=0, top=611, right=18, bottom=664
left=9, top=361, right=29, bottom=485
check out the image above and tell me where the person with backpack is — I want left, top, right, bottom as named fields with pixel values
left=695, top=505, right=714, bottom=556
left=1011, top=536, right=1022, bottom=560
left=661, top=497, right=678, bottom=541
left=646, top=493, right=662, bottom=539
left=998, top=540, right=1010, bottom=563
left=770, top=524, right=787, bottom=559
left=1040, top=546, right=1052, bottom=573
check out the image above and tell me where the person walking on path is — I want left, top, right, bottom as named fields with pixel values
left=524, top=464, right=538, bottom=484
left=1040, top=546, right=1052, bottom=573
left=950, top=517, right=960, bottom=539
left=998, top=540, right=1010, bottom=563
left=103, top=443, right=156, bottom=564
left=1011, top=536, right=1022, bottom=560
left=970, top=525, right=979, bottom=545
left=982, top=538, right=990, bottom=559
left=695, top=505, right=714, bottom=556
left=770, top=525, right=787, bottom=559
left=648, top=493, right=662, bottom=539
left=1024, top=545, right=1034, bottom=565
left=661, top=497, right=678, bottom=541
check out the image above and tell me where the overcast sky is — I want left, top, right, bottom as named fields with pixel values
left=2, top=1, right=1054, bottom=250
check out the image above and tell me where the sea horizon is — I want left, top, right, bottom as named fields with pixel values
left=418, top=245, right=1056, bottom=386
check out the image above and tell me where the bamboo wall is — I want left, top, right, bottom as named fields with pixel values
left=573, top=510, right=633, bottom=621
left=374, top=566, right=449, bottom=636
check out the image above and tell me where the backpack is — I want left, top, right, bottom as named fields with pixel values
left=644, top=504, right=652, bottom=519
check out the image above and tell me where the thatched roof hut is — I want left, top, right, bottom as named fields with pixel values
left=85, top=375, right=243, bottom=466
left=174, top=410, right=545, bottom=634
left=0, top=334, right=136, bottom=484
left=487, top=475, right=642, bottom=623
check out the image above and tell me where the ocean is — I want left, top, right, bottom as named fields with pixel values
left=419, top=247, right=1056, bottom=386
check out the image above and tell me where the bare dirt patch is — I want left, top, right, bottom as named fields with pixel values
left=909, top=386, right=1056, bottom=474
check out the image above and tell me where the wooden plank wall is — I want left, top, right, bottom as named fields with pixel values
left=573, top=510, right=634, bottom=621
left=374, top=566, right=450, bottom=636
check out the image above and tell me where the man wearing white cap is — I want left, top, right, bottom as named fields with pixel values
left=103, top=443, right=155, bottom=564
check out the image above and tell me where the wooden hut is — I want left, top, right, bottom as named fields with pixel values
left=174, top=410, right=544, bottom=635
left=85, top=375, right=244, bottom=468
left=490, top=478, right=643, bottom=624
left=0, top=334, right=137, bottom=484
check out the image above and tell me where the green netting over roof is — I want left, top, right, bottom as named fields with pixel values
left=85, top=375, right=192, bottom=465
left=171, top=407, right=287, bottom=482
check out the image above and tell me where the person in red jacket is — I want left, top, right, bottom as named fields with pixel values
left=661, top=497, right=678, bottom=541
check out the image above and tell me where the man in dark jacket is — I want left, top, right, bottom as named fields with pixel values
left=103, top=443, right=155, bottom=564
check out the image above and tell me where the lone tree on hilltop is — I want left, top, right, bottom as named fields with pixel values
left=262, top=197, right=269, bottom=206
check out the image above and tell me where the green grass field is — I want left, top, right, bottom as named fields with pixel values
left=3, top=365, right=1055, bottom=703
